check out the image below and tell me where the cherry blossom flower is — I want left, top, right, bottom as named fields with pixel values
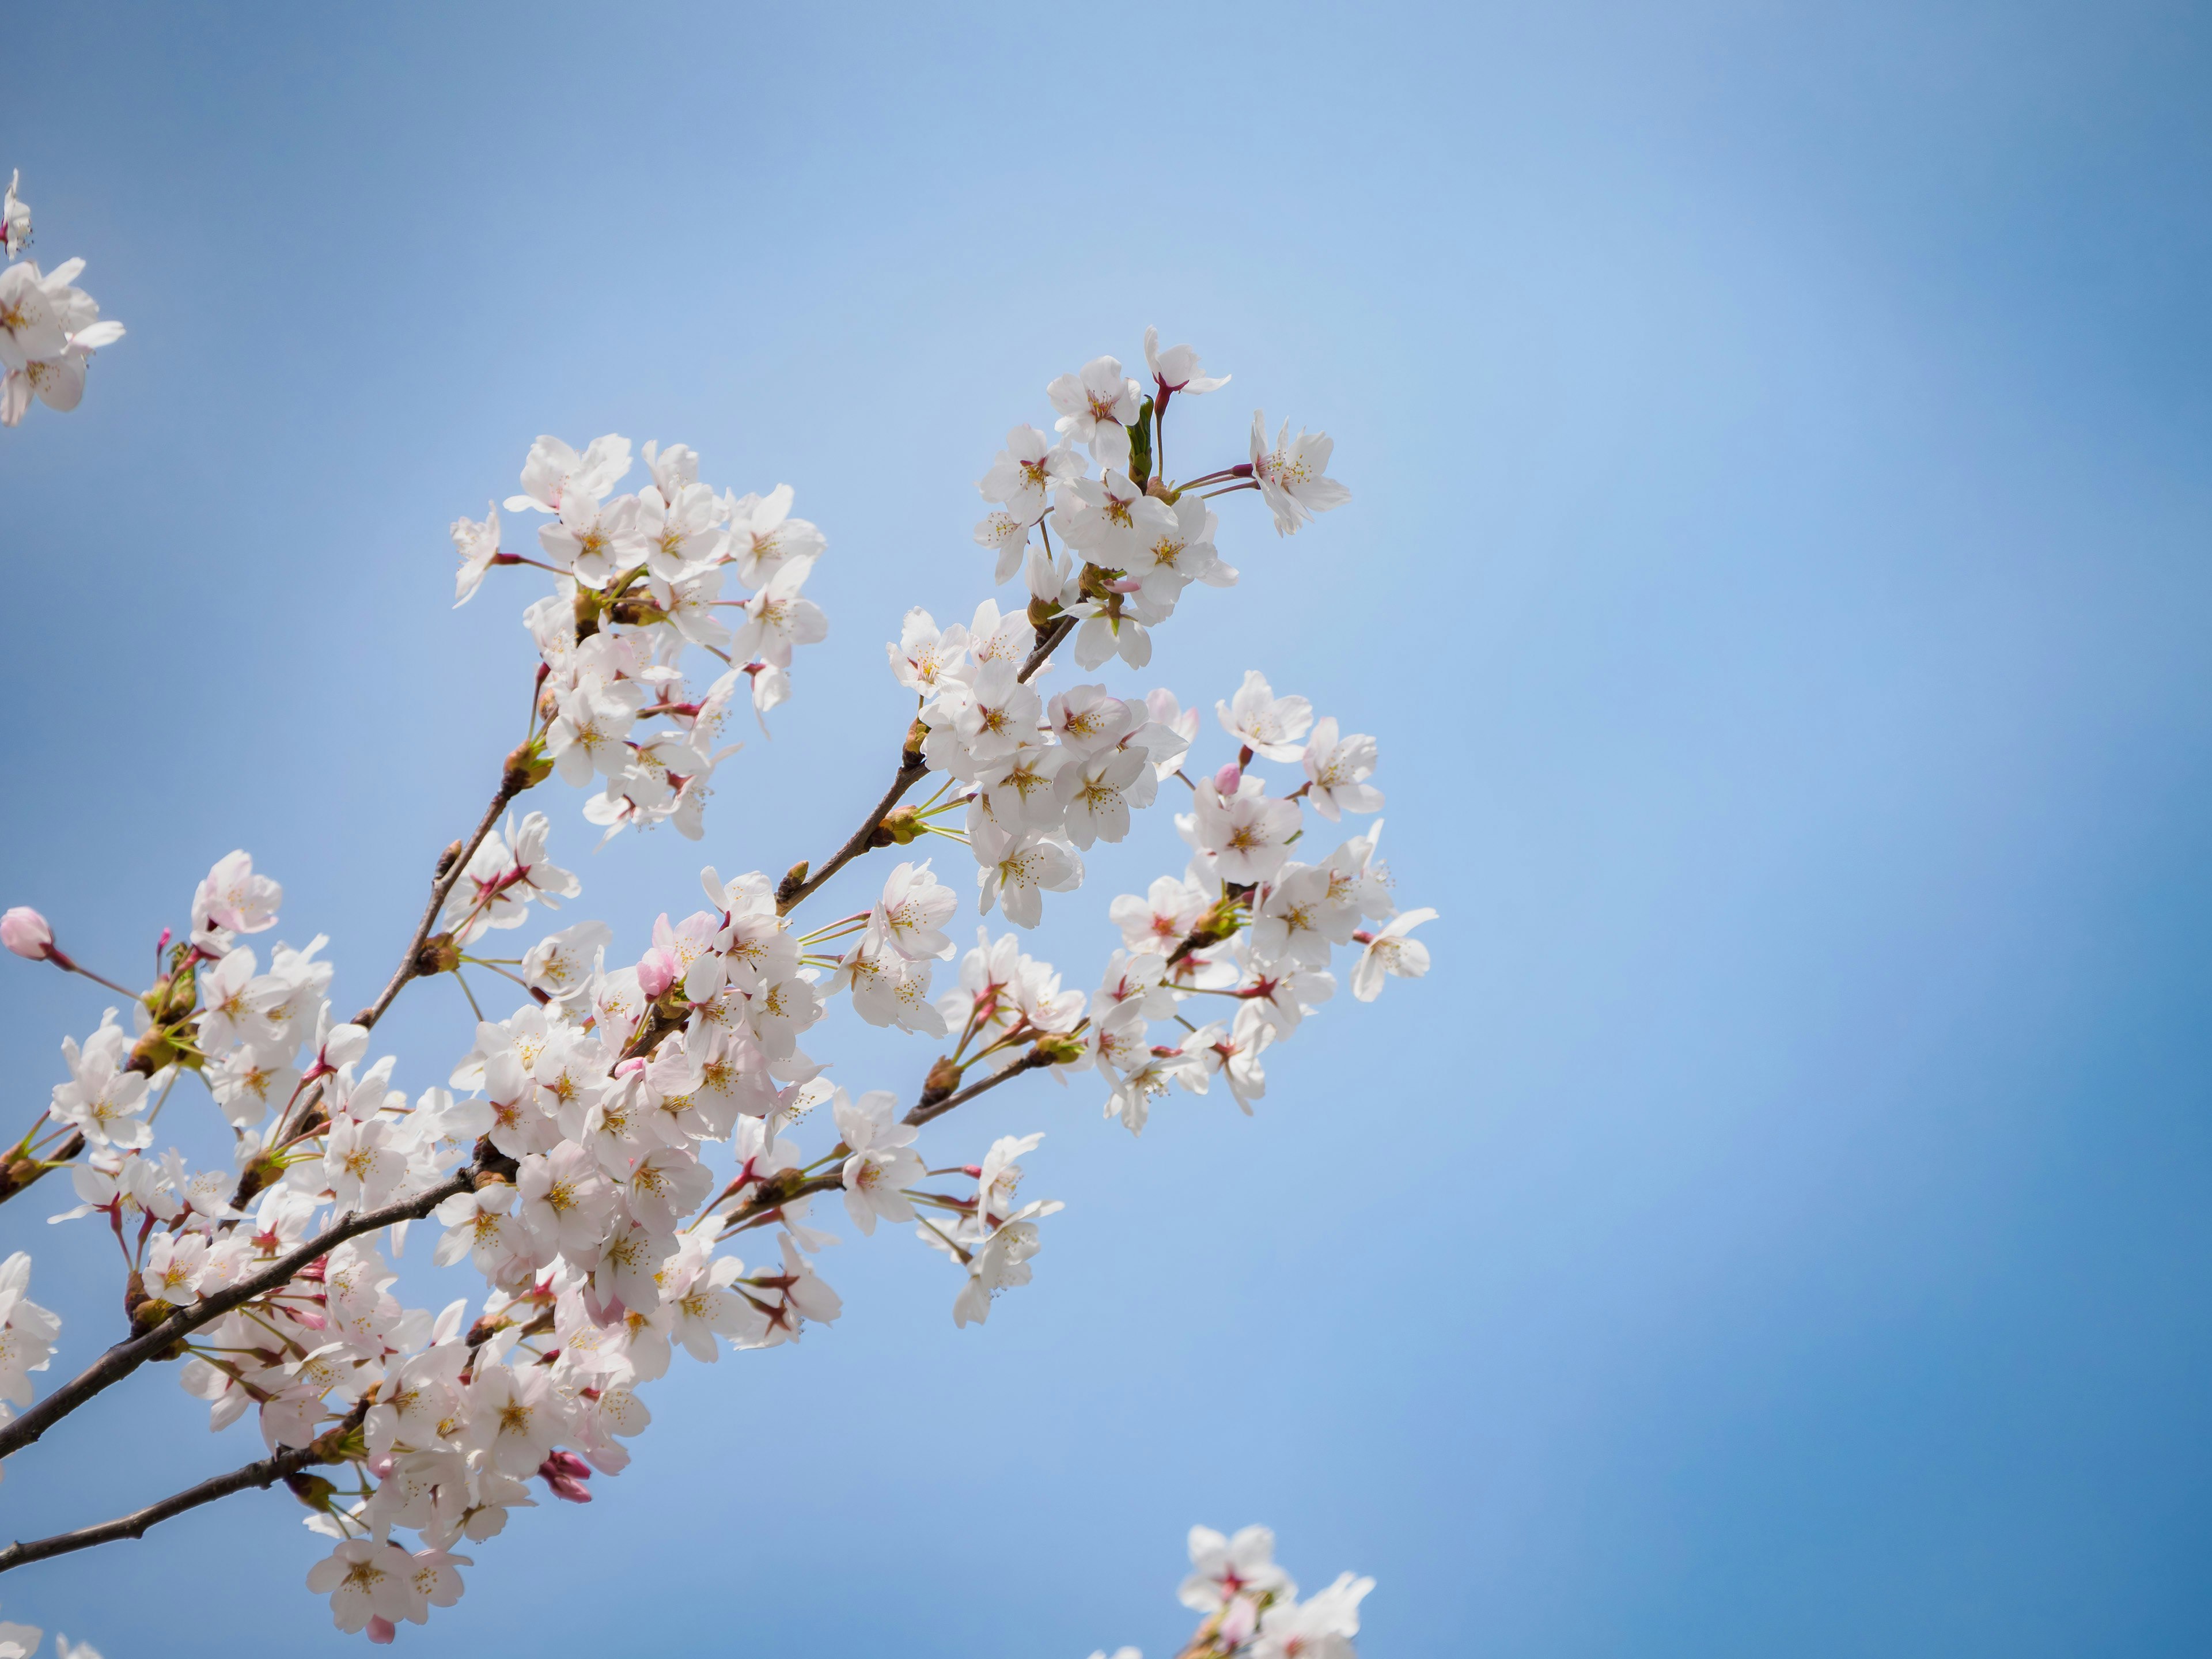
left=1248, top=412, right=1352, bottom=535
left=1181, top=1523, right=1295, bottom=1611
left=504, top=433, right=632, bottom=516
left=1, top=171, right=26, bottom=258
left=1351, top=907, right=1437, bottom=1001
left=1217, top=669, right=1314, bottom=762
left=450, top=503, right=502, bottom=606
left=194, top=849, right=283, bottom=939
left=978, top=423, right=1084, bottom=523
left=1047, top=354, right=1142, bottom=471
left=1144, top=325, right=1230, bottom=399
left=307, top=1539, right=419, bottom=1635
left=973, top=823, right=1083, bottom=928
left=835, top=1089, right=925, bottom=1236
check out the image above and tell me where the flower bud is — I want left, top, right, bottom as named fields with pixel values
left=919, top=1055, right=963, bottom=1104
left=538, top=1450, right=594, bottom=1503
left=1212, top=761, right=1243, bottom=796
left=775, top=861, right=810, bottom=908
left=2, top=905, right=54, bottom=960
left=636, top=948, right=677, bottom=999
left=415, top=933, right=463, bottom=975
left=285, top=1472, right=340, bottom=1512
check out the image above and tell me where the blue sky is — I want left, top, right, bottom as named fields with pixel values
left=2, top=2, right=2209, bottom=1654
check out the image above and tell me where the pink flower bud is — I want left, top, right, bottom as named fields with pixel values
left=367, top=1615, right=397, bottom=1644
left=636, top=948, right=677, bottom=999
left=2, top=906, right=54, bottom=960
left=538, top=1450, right=594, bottom=1503
left=1221, top=1594, right=1260, bottom=1646
left=1212, top=761, right=1243, bottom=796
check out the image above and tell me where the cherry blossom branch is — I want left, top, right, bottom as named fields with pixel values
left=775, top=744, right=929, bottom=915
left=714, top=1044, right=1058, bottom=1237
left=774, top=617, right=1076, bottom=918
left=0, top=1430, right=346, bottom=1575
left=0, top=1164, right=479, bottom=1463
left=354, top=759, right=535, bottom=1029
left=236, top=754, right=533, bottom=1191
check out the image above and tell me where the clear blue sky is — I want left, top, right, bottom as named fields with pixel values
left=3, top=2, right=2209, bottom=1654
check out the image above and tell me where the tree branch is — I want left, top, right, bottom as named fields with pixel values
left=355, top=772, right=525, bottom=1029
left=0, top=1437, right=337, bottom=1576
left=1019, top=614, right=1077, bottom=683
left=772, top=617, right=1073, bottom=919
left=0, top=1130, right=85, bottom=1207
left=237, top=765, right=526, bottom=1205
left=775, top=746, right=929, bottom=916
left=904, top=1048, right=1052, bottom=1128
left=0, top=1163, right=478, bottom=1463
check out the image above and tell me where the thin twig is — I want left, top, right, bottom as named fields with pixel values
left=775, top=749, right=929, bottom=916
left=903, top=1048, right=1052, bottom=1128
left=244, top=771, right=523, bottom=1192
left=355, top=780, right=522, bottom=1029
left=1019, top=615, right=1077, bottom=683
left=772, top=614, right=1072, bottom=919
left=0, top=1437, right=337, bottom=1575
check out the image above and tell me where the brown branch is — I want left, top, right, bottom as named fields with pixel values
left=0, top=1428, right=349, bottom=1576
left=772, top=615, right=1073, bottom=920
left=237, top=763, right=528, bottom=1205
left=354, top=770, right=527, bottom=1030
left=775, top=746, right=929, bottom=916
left=0, top=1163, right=478, bottom=1464
left=904, top=1048, right=1052, bottom=1128
left=0, top=1130, right=84, bottom=1207
left=1019, top=614, right=1077, bottom=683
left=715, top=1171, right=845, bottom=1237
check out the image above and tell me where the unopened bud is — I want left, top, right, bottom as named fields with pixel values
left=415, top=933, right=463, bottom=975
left=919, top=1055, right=963, bottom=1104
left=1031, top=1035, right=1087, bottom=1066
left=1, top=906, right=54, bottom=961
left=775, top=861, right=810, bottom=908
left=433, top=839, right=465, bottom=878
left=538, top=1450, right=594, bottom=1503
left=636, top=949, right=677, bottom=999
left=160, top=964, right=198, bottom=1021
left=875, top=805, right=925, bottom=846
left=1212, top=760, right=1243, bottom=796
left=285, top=1472, right=340, bottom=1512
left=127, top=1028, right=180, bottom=1077
left=502, top=738, right=554, bottom=796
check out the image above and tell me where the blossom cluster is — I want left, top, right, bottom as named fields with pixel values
left=0, top=172, right=124, bottom=427
left=1089, top=1524, right=1373, bottom=1659
left=449, top=433, right=828, bottom=843
left=0, top=329, right=1432, bottom=1644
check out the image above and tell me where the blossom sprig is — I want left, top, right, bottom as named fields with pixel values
left=0, top=171, right=124, bottom=428
left=450, top=434, right=829, bottom=848
left=1086, top=1524, right=1374, bottom=1659
left=0, top=331, right=1431, bottom=1646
